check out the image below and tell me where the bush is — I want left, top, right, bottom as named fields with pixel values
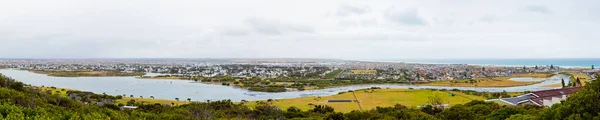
left=248, top=86, right=287, bottom=92
left=310, top=105, right=335, bottom=114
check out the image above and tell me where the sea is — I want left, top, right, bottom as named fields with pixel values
left=370, top=58, right=600, bottom=68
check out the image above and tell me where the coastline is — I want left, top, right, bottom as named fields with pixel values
left=359, top=58, right=599, bottom=68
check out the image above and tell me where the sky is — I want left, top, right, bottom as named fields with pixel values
left=1, top=0, right=599, bottom=60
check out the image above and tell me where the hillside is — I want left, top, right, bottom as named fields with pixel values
left=0, top=73, right=599, bottom=119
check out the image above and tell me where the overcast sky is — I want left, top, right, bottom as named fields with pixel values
left=1, top=0, right=598, bottom=60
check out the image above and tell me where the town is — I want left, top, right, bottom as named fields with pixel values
left=2, top=59, right=594, bottom=81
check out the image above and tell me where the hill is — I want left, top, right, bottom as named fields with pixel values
left=0, top=73, right=598, bottom=119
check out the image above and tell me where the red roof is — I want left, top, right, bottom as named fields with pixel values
left=532, top=87, right=581, bottom=98
left=528, top=87, right=582, bottom=105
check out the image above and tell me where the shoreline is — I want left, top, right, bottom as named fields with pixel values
left=24, top=69, right=146, bottom=77
left=357, top=59, right=598, bottom=68
left=11, top=69, right=560, bottom=92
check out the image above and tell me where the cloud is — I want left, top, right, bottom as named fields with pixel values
left=0, top=0, right=598, bottom=59
left=480, top=14, right=496, bottom=23
left=243, top=17, right=314, bottom=35
left=334, top=4, right=369, bottom=17
left=384, top=8, right=427, bottom=26
left=221, top=29, right=249, bottom=37
left=525, top=5, right=552, bottom=14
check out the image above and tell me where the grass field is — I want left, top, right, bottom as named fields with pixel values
left=246, top=88, right=486, bottom=113
left=510, top=73, right=554, bottom=78
left=34, top=86, right=493, bottom=113
left=35, top=86, right=75, bottom=97
left=425, top=73, right=552, bottom=87
left=567, top=72, right=591, bottom=86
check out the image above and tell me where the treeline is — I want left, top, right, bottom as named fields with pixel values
left=1, top=73, right=599, bottom=119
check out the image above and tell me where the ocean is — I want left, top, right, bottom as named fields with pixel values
left=373, top=58, right=600, bottom=68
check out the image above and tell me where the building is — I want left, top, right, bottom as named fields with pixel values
left=490, top=87, right=581, bottom=107
left=120, top=106, right=138, bottom=110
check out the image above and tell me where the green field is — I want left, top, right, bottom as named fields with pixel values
left=246, top=88, right=486, bottom=113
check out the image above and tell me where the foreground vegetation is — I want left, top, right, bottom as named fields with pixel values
left=28, top=69, right=145, bottom=77
left=0, top=73, right=599, bottom=119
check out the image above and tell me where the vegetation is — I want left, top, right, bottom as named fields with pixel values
left=246, top=88, right=488, bottom=112
left=116, top=97, right=189, bottom=106
left=566, top=72, right=591, bottom=86
left=425, top=73, right=552, bottom=87
left=0, top=73, right=599, bottom=119
left=248, top=86, right=287, bottom=92
left=28, top=69, right=145, bottom=77
left=324, top=69, right=344, bottom=78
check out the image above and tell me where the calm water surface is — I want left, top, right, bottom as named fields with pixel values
left=0, top=69, right=569, bottom=102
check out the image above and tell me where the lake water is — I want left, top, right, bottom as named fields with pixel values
left=0, top=69, right=570, bottom=102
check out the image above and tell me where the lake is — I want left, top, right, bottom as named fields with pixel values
left=0, top=69, right=569, bottom=102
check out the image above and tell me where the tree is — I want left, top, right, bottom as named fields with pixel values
left=575, top=77, right=582, bottom=87
left=310, top=105, right=335, bottom=114
left=486, top=107, right=523, bottom=120
left=561, top=79, right=566, bottom=88
left=187, top=98, right=191, bottom=102
left=150, top=96, right=154, bottom=99
left=130, top=95, right=133, bottom=98
left=592, top=65, right=595, bottom=70
left=506, top=114, right=537, bottom=120
left=428, top=95, right=444, bottom=106
left=286, top=106, right=302, bottom=113
left=175, top=98, right=179, bottom=101
left=440, top=104, right=472, bottom=119
left=262, top=80, right=271, bottom=85
left=325, top=112, right=345, bottom=120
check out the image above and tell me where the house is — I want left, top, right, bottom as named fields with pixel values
left=95, top=99, right=114, bottom=106
left=120, top=106, right=138, bottom=110
left=68, top=93, right=82, bottom=102
left=491, top=87, right=581, bottom=107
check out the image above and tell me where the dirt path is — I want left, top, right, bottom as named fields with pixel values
left=352, top=91, right=363, bottom=111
